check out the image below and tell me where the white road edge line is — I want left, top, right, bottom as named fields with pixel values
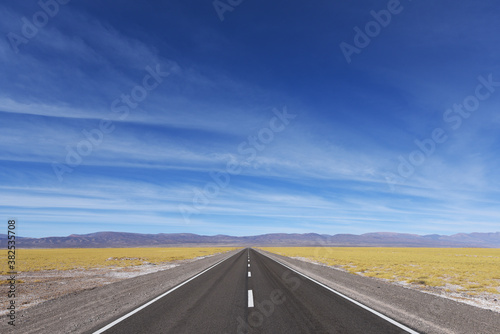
left=92, top=250, right=241, bottom=334
left=248, top=290, right=254, bottom=308
left=258, top=251, right=420, bottom=334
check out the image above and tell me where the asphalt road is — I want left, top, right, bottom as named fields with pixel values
left=89, top=248, right=417, bottom=334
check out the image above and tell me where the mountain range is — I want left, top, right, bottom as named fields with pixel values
left=1, top=231, right=499, bottom=248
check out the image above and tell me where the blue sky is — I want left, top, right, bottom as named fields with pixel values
left=1, top=0, right=499, bottom=238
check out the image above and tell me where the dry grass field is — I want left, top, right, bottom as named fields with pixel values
left=260, top=247, right=500, bottom=295
left=0, top=247, right=239, bottom=276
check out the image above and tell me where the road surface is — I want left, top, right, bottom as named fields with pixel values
left=88, top=248, right=417, bottom=333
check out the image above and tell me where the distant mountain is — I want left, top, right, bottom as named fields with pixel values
left=1, top=231, right=499, bottom=248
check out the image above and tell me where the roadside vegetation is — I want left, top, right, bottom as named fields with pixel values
left=0, top=247, right=239, bottom=275
left=260, top=247, right=500, bottom=295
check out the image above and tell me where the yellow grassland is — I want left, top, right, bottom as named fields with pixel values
left=260, top=247, right=500, bottom=295
left=0, top=247, right=239, bottom=275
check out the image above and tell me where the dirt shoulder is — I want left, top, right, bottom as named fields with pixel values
left=0, top=249, right=241, bottom=334
left=256, top=248, right=500, bottom=334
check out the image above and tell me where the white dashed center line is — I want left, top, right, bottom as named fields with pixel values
left=247, top=252, right=253, bottom=307
left=248, top=290, right=254, bottom=308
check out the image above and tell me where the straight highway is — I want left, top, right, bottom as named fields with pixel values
left=88, top=248, right=417, bottom=333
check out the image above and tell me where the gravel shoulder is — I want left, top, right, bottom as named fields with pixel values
left=256, top=248, right=500, bottom=334
left=0, top=249, right=241, bottom=334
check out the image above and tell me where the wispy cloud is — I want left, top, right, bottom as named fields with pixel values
left=1, top=1, right=499, bottom=237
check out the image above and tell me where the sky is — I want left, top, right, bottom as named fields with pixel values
left=1, top=0, right=499, bottom=238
